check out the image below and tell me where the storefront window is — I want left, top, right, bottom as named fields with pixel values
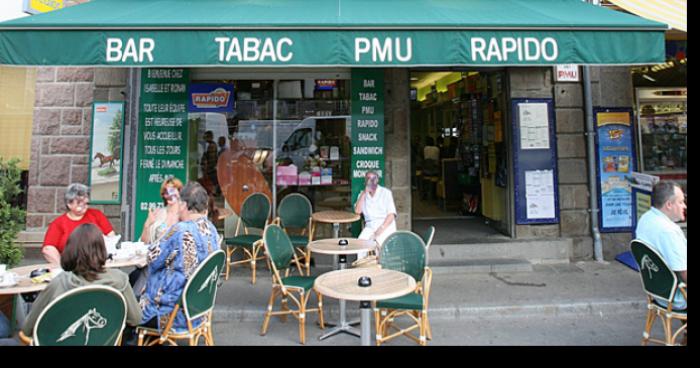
left=187, top=78, right=351, bottom=229
left=636, top=87, right=687, bottom=175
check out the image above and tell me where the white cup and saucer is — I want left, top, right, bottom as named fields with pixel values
left=0, top=264, right=18, bottom=288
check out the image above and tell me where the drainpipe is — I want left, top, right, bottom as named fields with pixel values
left=584, top=0, right=604, bottom=262
left=583, top=66, right=604, bottom=262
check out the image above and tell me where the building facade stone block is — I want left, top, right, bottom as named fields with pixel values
left=557, top=159, right=588, bottom=184
left=560, top=210, right=591, bottom=236
left=27, top=187, right=56, bottom=213
left=56, top=67, right=94, bottom=82
left=50, top=137, right=90, bottom=155
left=35, top=83, right=75, bottom=107
left=555, top=108, right=584, bottom=134
left=38, top=156, right=72, bottom=186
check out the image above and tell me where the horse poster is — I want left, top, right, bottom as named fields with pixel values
left=88, top=102, right=125, bottom=204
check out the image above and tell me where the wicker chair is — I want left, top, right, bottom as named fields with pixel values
left=373, top=231, right=432, bottom=346
left=260, top=224, right=325, bottom=344
left=630, top=239, right=687, bottom=346
left=224, top=193, right=271, bottom=284
left=276, top=193, right=314, bottom=276
left=22, top=285, right=127, bottom=346
left=137, top=250, right=226, bottom=346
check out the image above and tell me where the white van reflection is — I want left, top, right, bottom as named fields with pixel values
left=236, top=115, right=350, bottom=169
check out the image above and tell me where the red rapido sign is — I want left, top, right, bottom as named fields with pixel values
left=192, top=88, right=231, bottom=108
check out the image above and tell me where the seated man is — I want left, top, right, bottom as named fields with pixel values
left=139, top=182, right=221, bottom=332
left=635, top=180, right=687, bottom=310
left=354, top=171, right=397, bottom=259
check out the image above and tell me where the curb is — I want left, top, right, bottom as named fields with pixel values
left=212, top=299, right=647, bottom=323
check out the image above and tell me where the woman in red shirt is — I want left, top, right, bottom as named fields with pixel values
left=42, top=183, right=115, bottom=265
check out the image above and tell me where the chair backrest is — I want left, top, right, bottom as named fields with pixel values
left=278, top=193, right=312, bottom=229
left=240, top=192, right=271, bottom=229
left=182, top=249, right=227, bottom=321
left=630, top=239, right=679, bottom=303
left=33, top=285, right=127, bottom=346
left=420, top=226, right=435, bottom=266
left=379, top=231, right=426, bottom=282
left=263, top=224, right=296, bottom=273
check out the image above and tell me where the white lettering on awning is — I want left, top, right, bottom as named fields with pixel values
left=354, top=37, right=413, bottom=63
left=106, top=37, right=154, bottom=63
left=215, top=37, right=294, bottom=63
left=470, top=37, right=559, bottom=63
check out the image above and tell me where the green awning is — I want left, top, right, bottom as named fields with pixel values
left=0, top=0, right=667, bottom=66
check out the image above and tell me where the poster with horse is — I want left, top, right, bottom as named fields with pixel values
left=88, top=102, right=125, bottom=204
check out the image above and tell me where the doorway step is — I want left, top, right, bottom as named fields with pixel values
left=428, top=238, right=572, bottom=274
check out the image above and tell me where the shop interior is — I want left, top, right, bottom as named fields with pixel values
left=409, top=70, right=511, bottom=238
left=186, top=76, right=353, bottom=235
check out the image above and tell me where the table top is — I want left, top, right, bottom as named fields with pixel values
left=0, top=254, right=147, bottom=295
left=308, top=238, right=376, bottom=256
left=0, top=263, right=55, bottom=295
left=314, top=268, right=416, bottom=302
left=312, top=210, right=361, bottom=224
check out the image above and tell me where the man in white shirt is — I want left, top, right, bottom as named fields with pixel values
left=635, top=181, right=687, bottom=310
left=354, top=171, right=397, bottom=258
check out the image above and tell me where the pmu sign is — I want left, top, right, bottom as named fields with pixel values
left=555, top=64, right=580, bottom=82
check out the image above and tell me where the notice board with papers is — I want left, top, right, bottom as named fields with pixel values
left=512, top=99, right=560, bottom=224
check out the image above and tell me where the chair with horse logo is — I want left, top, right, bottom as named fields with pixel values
left=137, top=249, right=226, bottom=346
left=25, top=285, right=127, bottom=346
left=630, top=239, right=687, bottom=346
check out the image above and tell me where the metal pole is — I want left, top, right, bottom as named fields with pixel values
left=272, top=80, right=278, bottom=219
left=360, top=301, right=372, bottom=346
left=583, top=66, right=604, bottom=262
left=584, top=0, right=604, bottom=262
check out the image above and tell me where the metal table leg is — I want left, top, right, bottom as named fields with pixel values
left=318, top=254, right=361, bottom=340
left=360, top=301, right=372, bottom=346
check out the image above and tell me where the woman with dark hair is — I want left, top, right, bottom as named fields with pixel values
left=22, top=223, right=142, bottom=338
left=139, top=182, right=221, bottom=332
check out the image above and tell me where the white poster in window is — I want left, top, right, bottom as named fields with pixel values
left=519, top=103, right=550, bottom=150
left=525, top=170, right=555, bottom=219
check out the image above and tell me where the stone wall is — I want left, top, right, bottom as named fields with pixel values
left=384, top=69, right=411, bottom=230
left=509, top=67, right=594, bottom=260
left=26, top=67, right=127, bottom=234
left=589, top=66, right=635, bottom=260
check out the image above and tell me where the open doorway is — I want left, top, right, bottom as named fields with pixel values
left=410, top=70, right=512, bottom=242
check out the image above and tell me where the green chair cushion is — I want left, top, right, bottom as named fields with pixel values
left=376, top=292, right=422, bottom=310
left=280, top=276, right=316, bottom=291
left=225, top=235, right=262, bottom=247
left=289, top=235, right=309, bottom=248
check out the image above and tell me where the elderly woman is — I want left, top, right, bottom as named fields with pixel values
left=139, top=182, right=220, bottom=332
left=42, top=183, right=115, bottom=265
left=22, top=223, right=142, bottom=340
left=140, top=177, right=183, bottom=244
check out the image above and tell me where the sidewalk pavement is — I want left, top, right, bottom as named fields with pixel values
left=210, top=260, right=655, bottom=345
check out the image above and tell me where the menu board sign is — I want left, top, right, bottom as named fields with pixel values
left=134, top=68, right=189, bottom=240
left=351, top=69, right=385, bottom=233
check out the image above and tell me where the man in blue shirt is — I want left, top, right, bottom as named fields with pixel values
left=635, top=181, right=687, bottom=310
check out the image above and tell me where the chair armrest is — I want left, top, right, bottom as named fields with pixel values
left=18, top=330, right=32, bottom=346
left=678, top=283, right=687, bottom=300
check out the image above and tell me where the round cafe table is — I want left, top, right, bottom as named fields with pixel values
left=308, top=238, right=376, bottom=340
left=0, top=254, right=147, bottom=332
left=311, top=210, right=361, bottom=239
left=314, top=268, right=416, bottom=346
